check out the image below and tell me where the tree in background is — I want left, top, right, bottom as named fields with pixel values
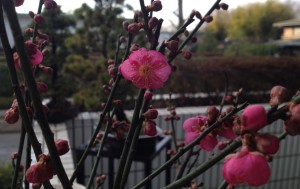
left=62, top=0, right=137, bottom=111
left=227, top=0, right=295, bottom=42
left=201, top=0, right=296, bottom=55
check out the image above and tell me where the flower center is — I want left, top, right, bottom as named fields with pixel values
left=139, top=64, right=152, bottom=78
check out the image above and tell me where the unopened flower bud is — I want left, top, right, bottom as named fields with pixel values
left=184, top=30, right=189, bottom=37
left=34, top=14, right=44, bottom=25
left=11, top=152, right=18, bottom=159
left=134, top=11, right=142, bottom=21
left=97, top=133, right=103, bottom=140
left=148, top=17, right=158, bottom=29
left=36, top=82, right=48, bottom=93
left=144, top=120, right=157, bottom=136
left=177, top=141, right=185, bottom=148
left=165, top=40, right=179, bottom=52
left=122, top=21, right=129, bottom=31
left=167, top=149, right=176, bottom=155
left=191, top=36, right=197, bottom=43
left=130, top=44, right=140, bottom=52
left=206, top=106, right=219, bottom=122
left=269, top=85, right=288, bottom=107
left=143, top=109, right=158, bottom=119
left=28, top=11, right=35, bottom=18
left=148, top=1, right=162, bottom=12
left=112, top=99, right=122, bottom=106
left=39, top=65, right=53, bottom=74
left=195, top=11, right=202, bottom=19
left=96, top=174, right=107, bottom=184
left=55, top=139, right=69, bottom=156
left=144, top=91, right=153, bottom=100
left=181, top=51, right=192, bottom=60
left=203, top=16, right=213, bottom=23
left=14, top=0, right=24, bottom=7
left=217, top=141, right=229, bottom=150
left=127, top=23, right=142, bottom=35
left=25, top=28, right=34, bottom=36
left=44, top=0, right=58, bottom=10
left=189, top=10, right=196, bottom=19
left=5, top=108, right=19, bottom=124
left=119, top=36, right=126, bottom=43
left=219, top=3, right=229, bottom=10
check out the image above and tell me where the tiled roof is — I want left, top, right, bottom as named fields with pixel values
left=273, top=19, right=300, bottom=27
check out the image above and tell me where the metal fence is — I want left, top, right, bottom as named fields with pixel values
left=65, top=106, right=300, bottom=189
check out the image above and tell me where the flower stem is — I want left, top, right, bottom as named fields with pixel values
left=70, top=75, right=121, bottom=183
left=163, top=140, right=242, bottom=189
left=113, top=89, right=146, bottom=189
left=11, top=124, right=26, bottom=189
left=168, top=0, right=222, bottom=64
left=120, top=95, right=151, bottom=189
left=86, top=109, right=115, bottom=189
left=2, top=1, right=71, bottom=188
left=132, top=102, right=248, bottom=189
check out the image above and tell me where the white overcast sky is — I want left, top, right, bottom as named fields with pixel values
left=16, top=0, right=290, bottom=29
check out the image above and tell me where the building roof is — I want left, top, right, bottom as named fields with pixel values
left=273, top=19, right=300, bottom=27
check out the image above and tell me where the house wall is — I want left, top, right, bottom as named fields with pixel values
left=282, top=27, right=300, bottom=40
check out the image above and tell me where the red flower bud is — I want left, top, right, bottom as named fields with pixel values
left=4, top=108, right=19, bottom=124
left=206, top=106, right=219, bottom=122
left=269, top=85, right=288, bottom=107
left=143, top=109, right=158, bottom=119
left=34, top=14, right=44, bottom=25
left=55, top=139, right=69, bottom=156
left=25, top=28, right=34, bottom=35
left=148, top=17, right=159, bottom=29
left=149, top=1, right=162, bottom=12
left=36, top=82, right=48, bottom=93
left=165, top=40, right=179, bottom=52
left=144, top=120, right=157, bottom=136
left=203, top=16, right=213, bottom=23
left=26, top=163, right=53, bottom=183
left=195, top=11, right=202, bottom=19
left=219, top=3, right=229, bottom=10
left=44, top=0, right=57, bottom=10
left=144, top=91, right=153, bottom=100
left=14, top=0, right=24, bottom=7
left=181, top=51, right=192, bottom=60
left=127, top=23, right=142, bottom=35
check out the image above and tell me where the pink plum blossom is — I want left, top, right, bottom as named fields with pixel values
left=183, top=115, right=217, bottom=152
left=255, top=133, right=280, bottom=155
left=119, top=48, right=171, bottom=89
left=13, top=41, right=43, bottom=69
left=242, top=105, right=267, bottom=132
left=222, top=147, right=271, bottom=187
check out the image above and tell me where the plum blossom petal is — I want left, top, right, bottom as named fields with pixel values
left=185, top=132, right=199, bottom=144
left=242, top=105, right=267, bottom=132
left=222, top=148, right=271, bottom=187
left=199, top=134, right=218, bottom=152
left=120, top=48, right=171, bottom=89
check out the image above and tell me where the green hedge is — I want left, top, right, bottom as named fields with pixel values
left=166, top=56, right=300, bottom=102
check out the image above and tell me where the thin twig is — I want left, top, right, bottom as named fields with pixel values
left=2, top=1, right=71, bottom=187
left=132, top=102, right=248, bottom=189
